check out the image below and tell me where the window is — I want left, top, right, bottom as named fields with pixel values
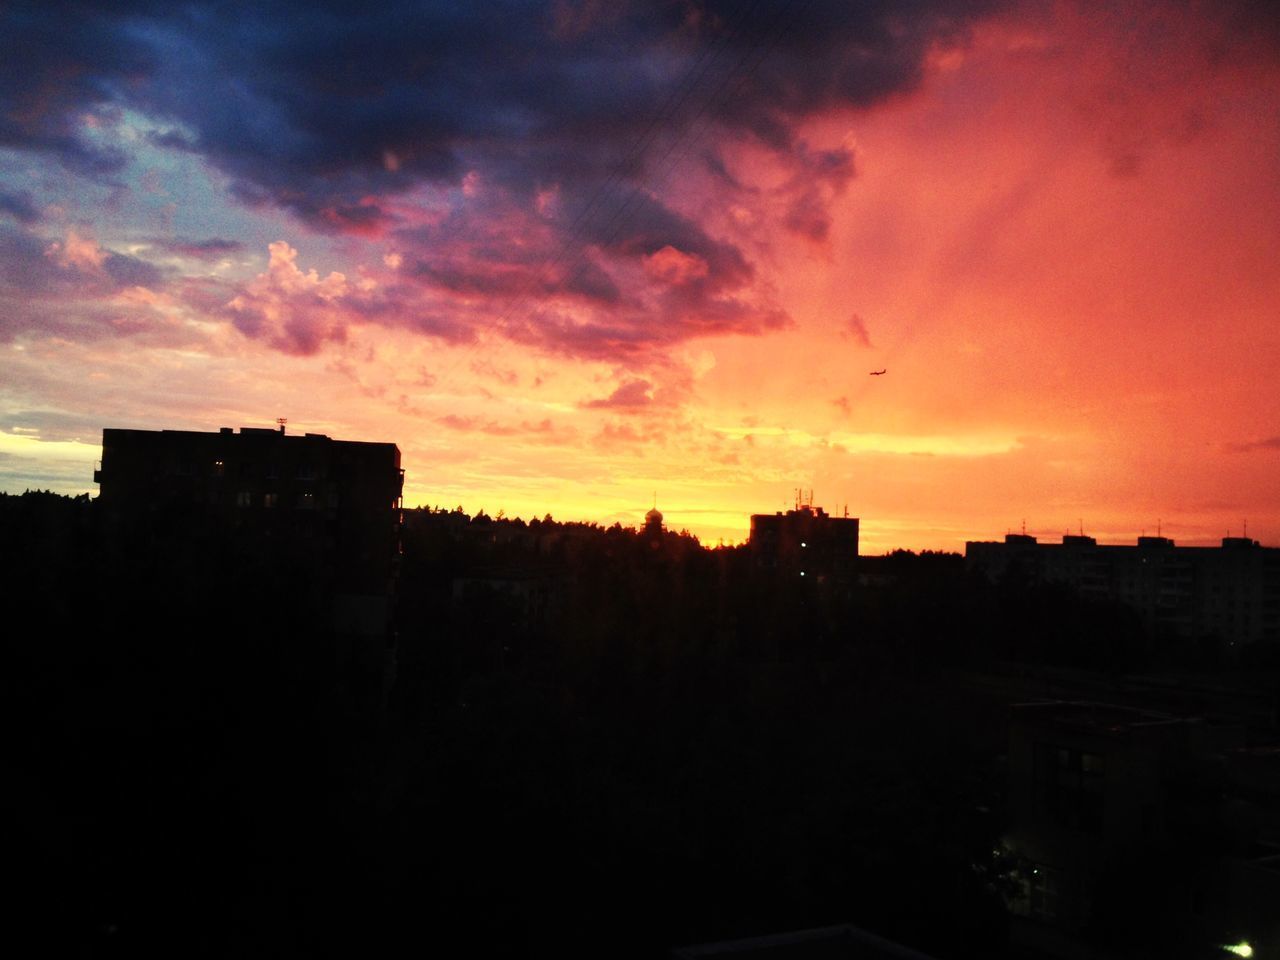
left=213, top=459, right=225, bottom=477
left=264, top=493, right=279, bottom=509
left=236, top=490, right=253, bottom=507
left=297, top=492, right=315, bottom=510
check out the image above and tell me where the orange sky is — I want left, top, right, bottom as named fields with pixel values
left=1, top=1, right=1277, bottom=552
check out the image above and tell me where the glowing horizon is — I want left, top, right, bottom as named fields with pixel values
left=2, top=2, right=1278, bottom=553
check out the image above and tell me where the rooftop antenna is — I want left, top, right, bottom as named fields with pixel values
left=1158, top=519, right=1162, bottom=538
left=276, top=417, right=287, bottom=434
left=1021, top=518, right=1026, bottom=536
left=1243, top=519, right=1248, bottom=538
left=1079, top=519, right=1083, bottom=536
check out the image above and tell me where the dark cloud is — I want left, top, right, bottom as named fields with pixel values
left=150, top=236, right=244, bottom=259
left=2, top=408, right=100, bottom=442
left=1, top=2, right=1002, bottom=206
left=1, top=0, right=1016, bottom=359
left=0, top=3, right=155, bottom=179
left=103, top=250, right=164, bottom=288
left=0, top=190, right=40, bottom=224
left=782, top=187, right=834, bottom=242
left=0, top=225, right=59, bottom=291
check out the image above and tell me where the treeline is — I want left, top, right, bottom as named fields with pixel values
left=1, top=492, right=1194, bottom=958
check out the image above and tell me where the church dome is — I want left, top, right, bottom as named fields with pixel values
left=645, top=507, right=663, bottom=525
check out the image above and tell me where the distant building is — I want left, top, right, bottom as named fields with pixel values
left=96, top=424, right=402, bottom=586
left=749, top=503, right=859, bottom=582
left=644, top=505, right=665, bottom=538
left=966, top=533, right=1280, bottom=648
left=94, top=424, right=405, bottom=707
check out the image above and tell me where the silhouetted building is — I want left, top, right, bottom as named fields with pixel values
left=94, top=424, right=405, bottom=707
left=966, top=533, right=1280, bottom=648
left=749, top=503, right=859, bottom=582
left=645, top=505, right=665, bottom=538
left=96, top=424, right=402, bottom=586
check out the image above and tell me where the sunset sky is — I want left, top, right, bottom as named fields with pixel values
left=2, top=0, right=1278, bottom=551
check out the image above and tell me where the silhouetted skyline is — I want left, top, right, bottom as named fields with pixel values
left=1, top=2, right=1278, bottom=550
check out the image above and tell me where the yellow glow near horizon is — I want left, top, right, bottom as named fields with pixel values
left=0, top=430, right=100, bottom=462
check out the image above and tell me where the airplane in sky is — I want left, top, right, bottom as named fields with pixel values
left=869, top=369, right=887, bottom=376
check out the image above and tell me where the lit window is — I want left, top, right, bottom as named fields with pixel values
left=264, top=493, right=279, bottom=509
left=213, top=459, right=225, bottom=477
left=297, top=492, right=315, bottom=509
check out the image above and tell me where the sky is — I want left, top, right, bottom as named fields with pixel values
left=1, top=0, right=1278, bottom=552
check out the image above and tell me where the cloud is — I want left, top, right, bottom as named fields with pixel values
left=436, top=414, right=566, bottom=439
left=225, top=241, right=356, bottom=355
left=0, top=190, right=40, bottom=224
left=0, top=0, right=1016, bottom=364
left=46, top=228, right=107, bottom=274
left=643, top=245, right=711, bottom=286
left=778, top=140, right=858, bottom=242
left=592, top=420, right=665, bottom=447
left=582, top=378, right=653, bottom=410
left=150, top=236, right=244, bottom=259
left=8, top=2, right=1271, bottom=367
left=1226, top=436, right=1280, bottom=453
left=0, top=224, right=170, bottom=342
left=843, top=313, right=873, bottom=348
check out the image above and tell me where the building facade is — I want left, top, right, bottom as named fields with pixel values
left=94, top=424, right=405, bottom=708
left=749, top=504, right=859, bottom=582
left=966, top=533, right=1280, bottom=647
left=96, top=424, right=403, bottom=588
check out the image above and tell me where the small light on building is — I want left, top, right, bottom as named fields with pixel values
left=801, top=542, right=807, bottom=548
left=800, top=571, right=805, bottom=577
left=1224, top=942, right=1253, bottom=958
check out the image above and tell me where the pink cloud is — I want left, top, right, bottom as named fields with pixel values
left=582, top=378, right=653, bottom=410
left=45, top=229, right=107, bottom=275
left=225, top=241, right=354, bottom=355
left=643, top=245, right=710, bottom=285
